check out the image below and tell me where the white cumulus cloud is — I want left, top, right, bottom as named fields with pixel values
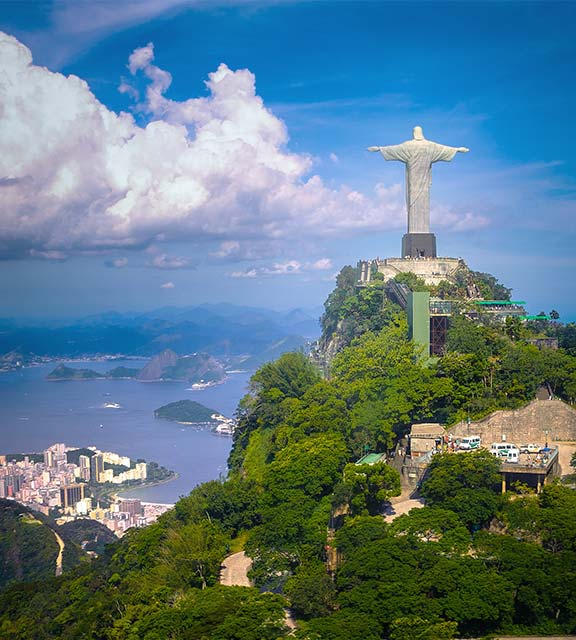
left=147, top=253, right=193, bottom=269
left=229, top=258, right=333, bottom=278
left=309, top=258, right=333, bottom=270
left=0, top=32, right=486, bottom=260
left=160, top=281, right=175, bottom=289
left=105, top=257, right=129, bottom=268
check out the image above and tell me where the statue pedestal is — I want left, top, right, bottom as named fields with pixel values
left=402, top=233, right=437, bottom=258
left=374, top=256, right=464, bottom=286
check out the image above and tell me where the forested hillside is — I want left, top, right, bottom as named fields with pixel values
left=1, top=267, right=576, bottom=638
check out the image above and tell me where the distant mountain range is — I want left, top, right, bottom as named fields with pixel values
left=0, top=304, right=322, bottom=369
left=45, top=350, right=226, bottom=384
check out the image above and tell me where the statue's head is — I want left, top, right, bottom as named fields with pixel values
left=413, top=126, right=425, bottom=140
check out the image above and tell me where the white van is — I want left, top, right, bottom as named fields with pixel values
left=459, top=436, right=481, bottom=451
left=505, top=448, right=519, bottom=463
left=490, top=442, right=519, bottom=461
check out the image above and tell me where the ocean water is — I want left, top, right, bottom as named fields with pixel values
left=0, top=360, right=251, bottom=504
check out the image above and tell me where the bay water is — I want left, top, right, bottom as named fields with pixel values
left=0, top=360, right=251, bottom=504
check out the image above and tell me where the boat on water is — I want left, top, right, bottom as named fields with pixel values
left=213, top=422, right=235, bottom=436
left=103, top=402, right=122, bottom=409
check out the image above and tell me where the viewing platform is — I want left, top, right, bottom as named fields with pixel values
left=499, top=446, right=559, bottom=493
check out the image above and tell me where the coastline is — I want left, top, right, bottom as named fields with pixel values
left=116, top=471, right=180, bottom=501
left=1, top=365, right=245, bottom=505
left=0, top=355, right=150, bottom=374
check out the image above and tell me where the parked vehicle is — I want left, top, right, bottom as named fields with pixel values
left=490, top=442, right=518, bottom=458
left=459, top=436, right=481, bottom=450
left=504, top=448, right=520, bottom=463
left=519, top=443, right=542, bottom=454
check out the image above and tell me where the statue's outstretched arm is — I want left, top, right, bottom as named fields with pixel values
left=367, top=144, right=407, bottom=161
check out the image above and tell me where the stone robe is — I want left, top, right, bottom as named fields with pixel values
left=379, top=139, right=459, bottom=234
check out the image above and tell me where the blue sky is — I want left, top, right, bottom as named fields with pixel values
left=0, top=0, right=575, bottom=319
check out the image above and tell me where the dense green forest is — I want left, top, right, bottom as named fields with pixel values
left=0, top=500, right=60, bottom=590
left=1, top=266, right=576, bottom=638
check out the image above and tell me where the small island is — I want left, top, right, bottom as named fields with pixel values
left=46, top=363, right=140, bottom=381
left=46, top=364, right=104, bottom=380
left=154, top=400, right=220, bottom=424
left=154, top=400, right=236, bottom=435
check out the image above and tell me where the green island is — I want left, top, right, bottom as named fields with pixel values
left=46, top=364, right=141, bottom=380
left=154, top=399, right=220, bottom=424
left=46, top=364, right=105, bottom=380
left=2, top=267, right=576, bottom=639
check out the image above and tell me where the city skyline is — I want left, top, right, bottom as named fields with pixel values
left=0, top=1, right=575, bottom=319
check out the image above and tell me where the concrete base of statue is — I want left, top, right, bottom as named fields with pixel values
left=374, top=256, right=465, bottom=286
left=402, top=233, right=437, bottom=258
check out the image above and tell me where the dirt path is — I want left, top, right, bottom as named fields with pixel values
left=220, top=551, right=297, bottom=632
left=219, top=551, right=252, bottom=587
left=27, top=514, right=65, bottom=577
left=384, top=497, right=425, bottom=523
left=555, top=442, right=576, bottom=476
left=53, top=528, right=65, bottom=576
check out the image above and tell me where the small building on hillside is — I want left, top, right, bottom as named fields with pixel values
left=409, top=423, right=446, bottom=458
left=355, top=452, right=387, bottom=466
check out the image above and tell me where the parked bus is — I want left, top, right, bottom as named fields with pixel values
left=459, top=436, right=481, bottom=451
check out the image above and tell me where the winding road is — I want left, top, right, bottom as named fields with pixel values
left=52, top=528, right=65, bottom=577
left=219, top=551, right=296, bottom=631
left=219, top=551, right=252, bottom=587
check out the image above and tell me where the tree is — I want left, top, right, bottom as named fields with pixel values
left=393, top=272, right=430, bottom=292
left=332, top=323, right=452, bottom=444
left=250, top=351, right=321, bottom=400
left=341, top=462, right=401, bottom=516
left=321, top=266, right=359, bottom=339
left=295, top=611, right=382, bottom=640
left=390, top=507, right=469, bottom=551
left=284, top=561, right=335, bottom=618
left=389, top=617, right=458, bottom=640
left=537, top=483, right=576, bottom=553
left=420, top=451, right=502, bottom=529
left=154, top=521, right=229, bottom=589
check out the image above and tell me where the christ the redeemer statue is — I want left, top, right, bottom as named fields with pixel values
left=368, top=126, right=469, bottom=258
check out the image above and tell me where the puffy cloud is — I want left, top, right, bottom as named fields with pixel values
left=160, top=281, right=175, bottom=289
left=229, top=258, right=333, bottom=278
left=309, top=258, right=332, bottom=270
left=431, top=205, right=488, bottom=231
left=128, top=42, right=155, bottom=74
left=105, top=257, right=129, bottom=268
left=29, top=249, right=67, bottom=261
left=210, top=241, right=241, bottom=259
left=147, top=253, right=193, bottom=269
left=264, top=260, right=302, bottom=275
left=230, top=268, right=258, bottom=279
left=0, top=32, right=485, bottom=260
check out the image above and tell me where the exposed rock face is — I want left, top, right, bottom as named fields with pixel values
left=166, top=353, right=225, bottom=383
left=137, top=349, right=179, bottom=381
left=312, top=319, right=348, bottom=373
left=137, top=350, right=225, bottom=383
